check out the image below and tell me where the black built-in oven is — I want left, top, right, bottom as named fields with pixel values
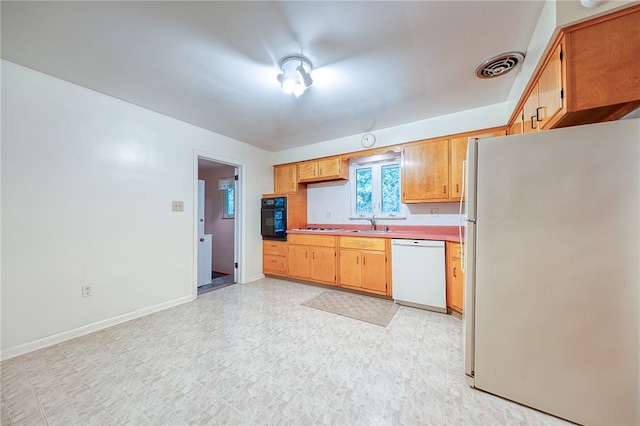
left=261, top=196, right=287, bottom=241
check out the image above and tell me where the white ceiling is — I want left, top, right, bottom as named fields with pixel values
left=1, top=1, right=546, bottom=152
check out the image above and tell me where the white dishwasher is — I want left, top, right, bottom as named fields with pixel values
left=391, top=239, right=446, bottom=313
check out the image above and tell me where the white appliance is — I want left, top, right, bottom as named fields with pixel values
left=391, top=239, right=446, bottom=312
left=463, top=119, right=639, bottom=426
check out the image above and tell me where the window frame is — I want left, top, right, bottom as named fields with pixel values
left=218, top=178, right=235, bottom=219
left=349, top=152, right=404, bottom=220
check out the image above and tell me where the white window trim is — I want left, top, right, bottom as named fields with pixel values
left=349, top=152, right=405, bottom=220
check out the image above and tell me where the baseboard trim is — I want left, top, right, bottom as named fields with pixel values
left=1, top=295, right=193, bottom=361
left=244, top=273, right=265, bottom=283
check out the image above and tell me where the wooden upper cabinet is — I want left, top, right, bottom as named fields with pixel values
left=274, top=164, right=298, bottom=193
left=298, top=155, right=349, bottom=183
left=448, top=137, right=467, bottom=200
left=565, top=6, right=640, bottom=115
left=523, top=83, right=542, bottom=133
left=521, top=41, right=565, bottom=133
left=508, top=6, right=640, bottom=132
left=298, top=162, right=318, bottom=182
left=402, top=139, right=449, bottom=203
left=448, top=130, right=505, bottom=201
left=537, top=42, right=565, bottom=130
left=508, top=110, right=525, bottom=135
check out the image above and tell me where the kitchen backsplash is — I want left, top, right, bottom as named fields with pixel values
left=306, top=181, right=464, bottom=226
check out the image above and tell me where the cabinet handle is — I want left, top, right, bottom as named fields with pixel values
left=536, top=107, right=542, bottom=122
left=530, top=116, right=537, bottom=129
left=363, top=256, right=366, bottom=266
left=453, top=267, right=457, bottom=278
left=305, top=251, right=308, bottom=259
left=356, top=257, right=359, bottom=265
left=312, top=252, right=315, bottom=260
left=443, top=185, right=447, bottom=194
left=456, top=183, right=459, bottom=193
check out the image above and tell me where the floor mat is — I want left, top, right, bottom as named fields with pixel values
left=302, top=290, right=399, bottom=327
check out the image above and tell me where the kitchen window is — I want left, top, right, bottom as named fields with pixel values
left=350, top=152, right=404, bottom=219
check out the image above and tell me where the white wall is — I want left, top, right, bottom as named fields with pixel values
left=307, top=180, right=463, bottom=227
left=1, top=60, right=273, bottom=358
left=274, top=103, right=508, bottom=164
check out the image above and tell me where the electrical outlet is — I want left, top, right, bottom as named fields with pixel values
left=82, top=286, right=93, bottom=297
left=172, top=201, right=184, bottom=212
left=429, top=208, right=439, bottom=216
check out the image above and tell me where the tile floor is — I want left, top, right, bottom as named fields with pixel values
left=1, top=278, right=572, bottom=425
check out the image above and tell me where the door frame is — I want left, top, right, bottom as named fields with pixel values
left=193, top=150, right=243, bottom=299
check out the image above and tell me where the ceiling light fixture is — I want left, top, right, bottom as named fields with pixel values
left=277, top=55, right=313, bottom=97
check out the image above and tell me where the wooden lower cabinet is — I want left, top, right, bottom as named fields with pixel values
left=446, top=241, right=464, bottom=314
left=338, top=237, right=390, bottom=296
left=287, top=234, right=336, bottom=285
left=263, top=240, right=287, bottom=277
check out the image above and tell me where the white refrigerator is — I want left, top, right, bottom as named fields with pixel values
left=463, top=119, right=639, bottom=426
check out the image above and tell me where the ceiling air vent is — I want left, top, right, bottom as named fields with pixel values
left=475, top=51, right=525, bottom=79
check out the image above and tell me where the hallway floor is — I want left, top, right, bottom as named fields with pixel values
left=1, top=278, right=571, bottom=425
left=198, top=274, right=235, bottom=295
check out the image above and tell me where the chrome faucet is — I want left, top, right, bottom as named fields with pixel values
left=368, top=215, right=376, bottom=230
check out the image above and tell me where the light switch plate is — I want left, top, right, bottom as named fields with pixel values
left=172, top=201, right=184, bottom=212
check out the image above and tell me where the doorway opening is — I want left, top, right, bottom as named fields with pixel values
left=195, top=155, right=240, bottom=296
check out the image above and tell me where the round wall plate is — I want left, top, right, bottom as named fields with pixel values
left=361, top=133, right=376, bottom=148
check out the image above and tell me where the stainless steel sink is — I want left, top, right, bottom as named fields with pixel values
left=346, top=229, right=390, bottom=234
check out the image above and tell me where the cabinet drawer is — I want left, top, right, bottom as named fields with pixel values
left=263, top=240, right=287, bottom=256
left=339, top=236, right=385, bottom=251
left=447, top=242, right=461, bottom=259
left=263, top=255, right=286, bottom=273
left=445, top=241, right=462, bottom=260
left=288, top=234, right=336, bottom=247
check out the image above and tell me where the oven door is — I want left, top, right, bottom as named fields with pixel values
left=261, top=208, right=287, bottom=240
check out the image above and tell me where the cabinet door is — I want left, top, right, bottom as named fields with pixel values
left=317, top=157, right=340, bottom=178
left=450, top=257, right=464, bottom=312
left=402, top=140, right=449, bottom=202
left=288, top=245, right=310, bottom=279
left=361, top=250, right=386, bottom=293
left=537, top=42, right=564, bottom=130
left=298, top=162, right=318, bottom=181
left=446, top=242, right=464, bottom=313
left=509, top=110, right=524, bottom=135
left=274, top=164, right=297, bottom=193
left=339, top=249, right=361, bottom=287
left=310, top=247, right=336, bottom=284
left=449, top=137, right=467, bottom=200
left=567, top=8, right=640, bottom=111
left=523, top=84, right=540, bottom=133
